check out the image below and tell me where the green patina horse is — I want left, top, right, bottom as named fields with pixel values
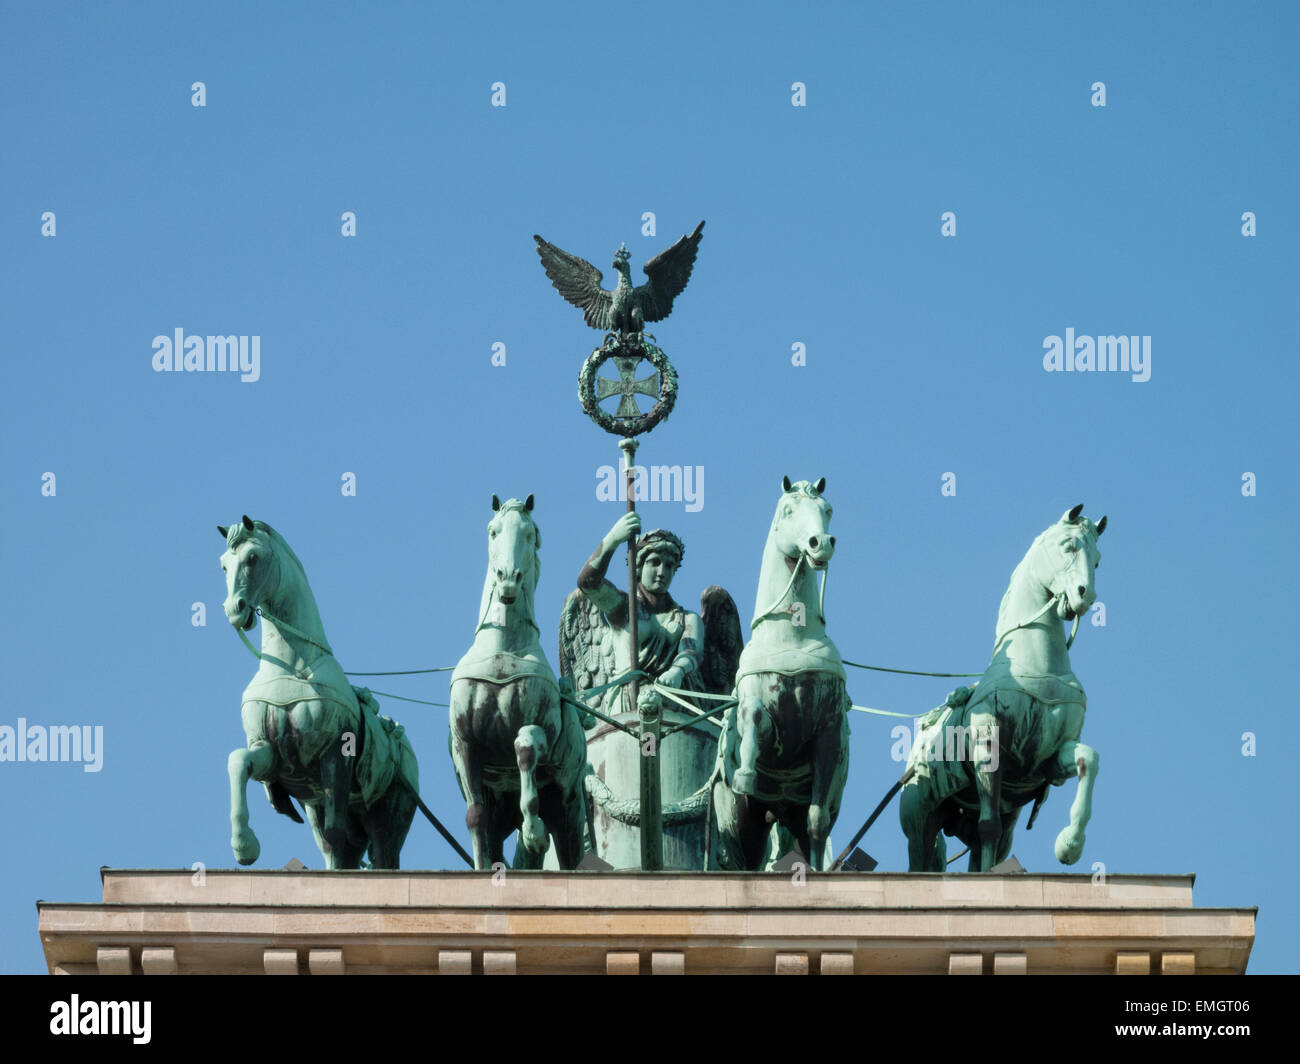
left=900, top=504, right=1107, bottom=872
left=449, top=496, right=588, bottom=870
left=221, top=517, right=418, bottom=869
left=711, top=477, right=851, bottom=871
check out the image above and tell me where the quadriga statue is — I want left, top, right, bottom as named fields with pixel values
left=900, top=504, right=1107, bottom=872
left=448, top=495, right=589, bottom=870
left=220, top=516, right=418, bottom=869
left=559, top=514, right=741, bottom=869
left=710, top=477, right=850, bottom=871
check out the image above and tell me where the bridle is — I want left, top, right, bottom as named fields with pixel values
left=996, top=537, right=1096, bottom=652
left=227, top=547, right=335, bottom=662
left=752, top=551, right=829, bottom=630
left=232, top=603, right=335, bottom=662
left=995, top=590, right=1082, bottom=652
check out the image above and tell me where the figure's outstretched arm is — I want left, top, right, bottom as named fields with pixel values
left=578, top=512, right=642, bottom=624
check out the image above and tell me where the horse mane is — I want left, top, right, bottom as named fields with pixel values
left=489, top=498, right=542, bottom=552
left=994, top=516, right=1102, bottom=644
left=766, top=480, right=822, bottom=536
left=226, top=520, right=308, bottom=583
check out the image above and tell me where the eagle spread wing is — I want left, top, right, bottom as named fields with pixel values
left=637, top=221, right=705, bottom=324
left=533, top=236, right=614, bottom=331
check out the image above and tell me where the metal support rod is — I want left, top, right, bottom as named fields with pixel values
left=396, top=774, right=474, bottom=868
left=829, top=768, right=913, bottom=871
left=560, top=694, right=640, bottom=737
left=621, top=436, right=662, bottom=871
left=659, top=698, right=732, bottom=737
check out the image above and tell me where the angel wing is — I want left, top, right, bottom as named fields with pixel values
left=559, top=589, right=619, bottom=727
left=698, top=584, right=742, bottom=696
left=533, top=236, right=614, bottom=331
left=636, top=220, right=705, bottom=324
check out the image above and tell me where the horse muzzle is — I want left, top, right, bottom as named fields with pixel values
left=225, top=599, right=256, bottom=630
left=804, top=540, right=835, bottom=570
left=1059, top=587, right=1094, bottom=620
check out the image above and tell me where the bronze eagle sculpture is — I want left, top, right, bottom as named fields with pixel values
left=533, top=221, right=705, bottom=335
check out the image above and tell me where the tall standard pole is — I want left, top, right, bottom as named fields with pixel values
left=620, top=436, right=662, bottom=870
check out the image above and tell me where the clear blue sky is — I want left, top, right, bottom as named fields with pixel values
left=2, top=1, right=1295, bottom=973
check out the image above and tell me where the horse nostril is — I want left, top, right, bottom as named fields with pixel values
left=829, top=536, right=836, bottom=548
left=1077, top=585, right=1087, bottom=599
left=809, top=536, right=819, bottom=550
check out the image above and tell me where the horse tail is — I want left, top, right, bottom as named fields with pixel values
left=266, top=779, right=304, bottom=823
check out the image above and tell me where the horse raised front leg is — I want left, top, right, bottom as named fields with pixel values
left=514, top=724, right=549, bottom=857
left=228, top=742, right=274, bottom=865
left=1053, top=740, right=1099, bottom=865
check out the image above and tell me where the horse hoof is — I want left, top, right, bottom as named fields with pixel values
left=232, top=831, right=261, bottom=866
left=1054, top=826, right=1084, bottom=865
left=733, top=769, right=757, bottom=795
left=521, top=818, right=547, bottom=854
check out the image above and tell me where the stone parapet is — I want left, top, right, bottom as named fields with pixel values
left=38, top=869, right=1254, bottom=975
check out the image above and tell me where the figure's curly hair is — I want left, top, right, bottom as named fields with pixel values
left=635, top=528, right=684, bottom=567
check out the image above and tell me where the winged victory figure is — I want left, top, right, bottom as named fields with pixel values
left=557, top=514, right=742, bottom=868
left=534, top=221, right=705, bottom=337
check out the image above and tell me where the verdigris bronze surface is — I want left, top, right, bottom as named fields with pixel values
left=449, top=496, right=588, bottom=869
left=578, top=333, right=678, bottom=438
left=900, top=505, right=1107, bottom=872
left=559, top=515, right=741, bottom=868
left=220, top=517, right=418, bottom=869
left=544, top=222, right=709, bottom=869
left=710, top=477, right=850, bottom=871
left=534, top=221, right=704, bottom=338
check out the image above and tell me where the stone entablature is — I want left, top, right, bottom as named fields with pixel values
left=38, top=869, right=1254, bottom=975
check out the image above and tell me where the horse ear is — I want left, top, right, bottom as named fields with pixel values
left=814, top=477, right=826, bottom=494
left=1096, top=514, right=1107, bottom=536
left=491, top=494, right=501, bottom=512
left=525, top=493, right=535, bottom=511
left=781, top=475, right=792, bottom=492
left=1063, top=503, right=1084, bottom=524
left=242, top=515, right=255, bottom=531
left=217, top=526, right=228, bottom=540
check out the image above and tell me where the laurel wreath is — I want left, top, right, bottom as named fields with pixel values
left=578, top=334, right=678, bottom=437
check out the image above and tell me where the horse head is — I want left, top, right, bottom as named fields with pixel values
left=772, top=476, right=835, bottom=570
left=483, top=494, right=540, bottom=618
left=218, top=515, right=284, bottom=631
left=1033, top=503, right=1107, bottom=621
